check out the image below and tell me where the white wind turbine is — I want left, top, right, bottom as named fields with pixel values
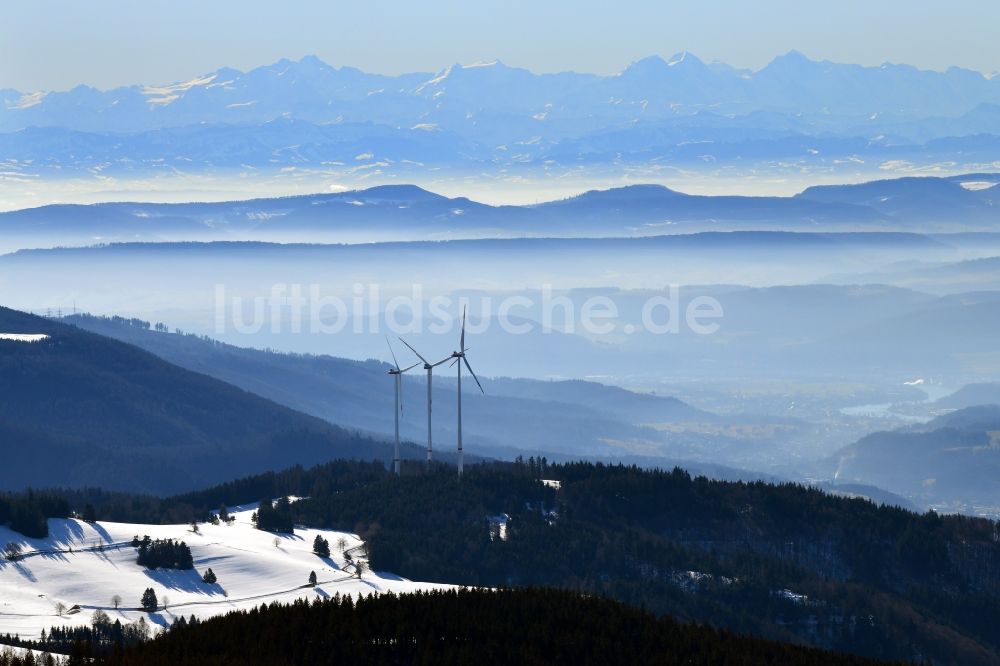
left=386, top=337, right=420, bottom=476
left=449, top=307, right=484, bottom=477
left=398, top=337, right=451, bottom=466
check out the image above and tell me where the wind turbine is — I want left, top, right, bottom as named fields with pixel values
left=386, top=337, right=420, bottom=476
left=450, top=307, right=484, bottom=477
left=398, top=337, right=451, bottom=466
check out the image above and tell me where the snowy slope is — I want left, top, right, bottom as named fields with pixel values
left=0, top=505, right=454, bottom=641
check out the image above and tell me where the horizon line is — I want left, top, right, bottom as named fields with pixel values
left=6, top=49, right=998, bottom=96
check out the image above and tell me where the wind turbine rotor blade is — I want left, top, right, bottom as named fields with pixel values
left=460, top=306, right=466, bottom=351
left=463, top=357, right=484, bottom=394
left=431, top=357, right=452, bottom=368
left=398, top=337, right=428, bottom=365
left=449, top=358, right=459, bottom=368
left=402, top=362, right=421, bottom=373
left=385, top=335, right=401, bottom=370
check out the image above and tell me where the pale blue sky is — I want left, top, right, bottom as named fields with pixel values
left=2, top=0, right=997, bottom=91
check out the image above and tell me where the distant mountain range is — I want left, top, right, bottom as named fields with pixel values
left=3, top=53, right=1000, bottom=179
left=934, top=382, right=1000, bottom=409
left=5, top=240, right=1000, bottom=384
left=0, top=307, right=780, bottom=491
left=1, top=174, right=997, bottom=249
left=831, top=405, right=1000, bottom=510
left=63, top=313, right=735, bottom=466
left=827, top=254, right=1000, bottom=295
left=5, top=52, right=999, bottom=133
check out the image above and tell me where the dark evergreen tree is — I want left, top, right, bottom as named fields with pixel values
left=140, top=588, right=158, bottom=613
left=312, top=535, right=330, bottom=558
left=202, top=568, right=217, bottom=585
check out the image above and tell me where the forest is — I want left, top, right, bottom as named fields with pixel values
left=5, top=589, right=902, bottom=666
left=6, top=459, right=1000, bottom=663
left=0, top=492, right=69, bottom=539
left=0, top=612, right=152, bottom=659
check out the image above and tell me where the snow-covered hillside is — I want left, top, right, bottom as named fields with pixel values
left=0, top=505, right=453, bottom=641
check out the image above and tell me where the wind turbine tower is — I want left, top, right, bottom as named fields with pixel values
left=386, top=337, right=419, bottom=475
left=399, top=338, right=450, bottom=465
left=449, top=308, right=484, bottom=477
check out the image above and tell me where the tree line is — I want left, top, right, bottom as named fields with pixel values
left=0, top=491, right=70, bottom=538
left=98, top=588, right=901, bottom=666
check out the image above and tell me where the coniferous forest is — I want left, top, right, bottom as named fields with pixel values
left=0, top=493, right=70, bottom=539
left=97, top=589, right=901, bottom=666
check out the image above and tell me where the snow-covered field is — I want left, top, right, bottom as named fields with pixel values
left=0, top=334, right=49, bottom=343
left=0, top=505, right=453, bottom=641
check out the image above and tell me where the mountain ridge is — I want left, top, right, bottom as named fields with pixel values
left=4, top=52, right=999, bottom=134
left=4, top=53, right=999, bottom=190
left=0, top=307, right=429, bottom=493
left=830, top=404, right=1000, bottom=509
left=3, top=174, right=997, bottom=248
